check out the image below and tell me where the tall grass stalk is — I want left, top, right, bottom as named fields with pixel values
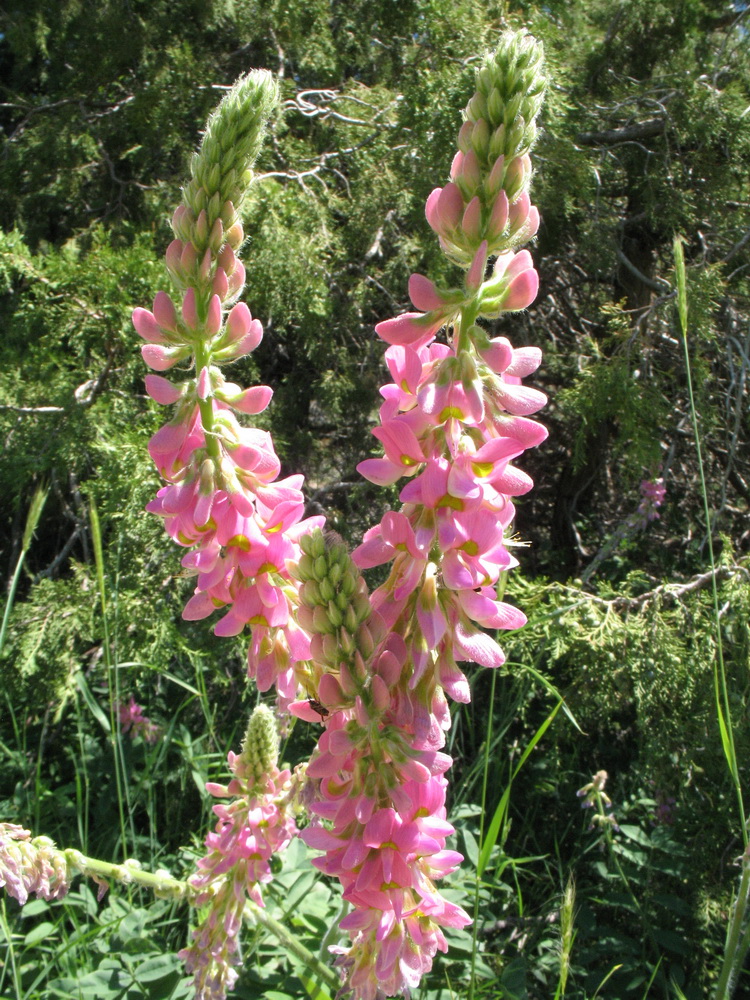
left=89, top=500, right=134, bottom=859
left=468, top=667, right=498, bottom=1000
left=674, top=238, right=748, bottom=998
left=0, top=487, right=47, bottom=658
left=0, top=896, right=22, bottom=1000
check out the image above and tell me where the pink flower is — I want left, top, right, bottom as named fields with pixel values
left=0, top=824, right=72, bottom=905
left=118, top=697, right=161, bottom=744
left=180, top=741, right=297, bottom=1000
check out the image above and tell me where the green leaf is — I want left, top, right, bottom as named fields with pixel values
left=477, top=700, right=562, bottom=877
left=297, top=971, right=335, bottom=1000
left=462, top=827, right=479, bottom=867
left=618, top=823, right=652, bottom=847
left=75, top=671, right=111, bottom=733
left=132, top=955, right=182, bottom=983
left=24, top=920, right=57, bottom=946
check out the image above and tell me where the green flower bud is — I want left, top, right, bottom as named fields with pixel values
left=240, top=704, right=280, bottom=785
left=207, top=191, right=222, bottom=226
left=327, top=600, right=344, bottom=628
left=300, top=579, right=322, bottom=606
left=185, top=70, right=279, bottom=224
left=313, top=605, right=336, bottom=634
left=344, top=604, right=359, bottom=634
left=308, top=529, right=327, bottom=559
left=297, top=553, right=315, bottom=581
left=335, top=589, right=350, bottom=613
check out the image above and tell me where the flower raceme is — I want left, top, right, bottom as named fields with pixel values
left=355, top=30, right=548, bottom=706
left=295, top=31, right=547, bottom=999
left=135, top=72, right=324, bottom=708
left=4, top=34, right=549, bottom=1000
left=179, top=706, right=298, bottom=1000
left=290, top=531, right=472, bottom=1000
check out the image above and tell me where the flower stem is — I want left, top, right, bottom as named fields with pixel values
left=244, top=899, right=343, bottom=993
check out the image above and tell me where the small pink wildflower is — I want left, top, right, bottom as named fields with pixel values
left=118, top=697, right=161, bottom=744
left=638, top=477, right=666, bottom=522
left=0, top=824, right=72, bottom=905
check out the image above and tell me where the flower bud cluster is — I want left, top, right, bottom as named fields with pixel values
left=135, top=72, right=324, bottom=706
left=424, top=29, right=545, bottom=267
left=180, top=707, right=297, bottom=1000
left=0, top=823, right=72, bottom=905
left=289, top=531, right=471, bottom=999
left=577, top=770, right=620, bottom=833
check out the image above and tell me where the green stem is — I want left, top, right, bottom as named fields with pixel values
left=0, top=896, right=22, bottom=1000
left=0, top=487, right=47, bottom=658
left=65, top=849, right=191, bottom=899
left=195, top=340, right=221, bottom=464
left=715, top=849, right=750, bottom=1000
left=244, top=899, right=342, bottom=992
left=673, top=238, right=747, bottom=845
left=469, top=667, right=497, bottom=1000
left=89, top=500, right=133, bottom=860
left=62, top=848, right=341, bottom=992
left=457, top=301, right=479, bottom=355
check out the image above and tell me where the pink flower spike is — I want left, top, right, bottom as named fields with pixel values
left=144, top=374, right=182, bottom=405
left=408, top=274, right=447, bottom=313
left=152, top=291, right=178, bottom=332
left=132, top=308, right=168, bottom=344
left=182, top=287, right=200, bottom=331
left=466, top=240, right=488, bottom=292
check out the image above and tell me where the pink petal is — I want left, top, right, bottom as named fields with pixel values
left=144, top=374, right=182, bottom=405
left=408, top=274, right=445, bottom=312
left=132, top=308, right=167, bottom=344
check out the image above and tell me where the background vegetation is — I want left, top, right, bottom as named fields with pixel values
left=1, top=1, right=749, bottom=997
